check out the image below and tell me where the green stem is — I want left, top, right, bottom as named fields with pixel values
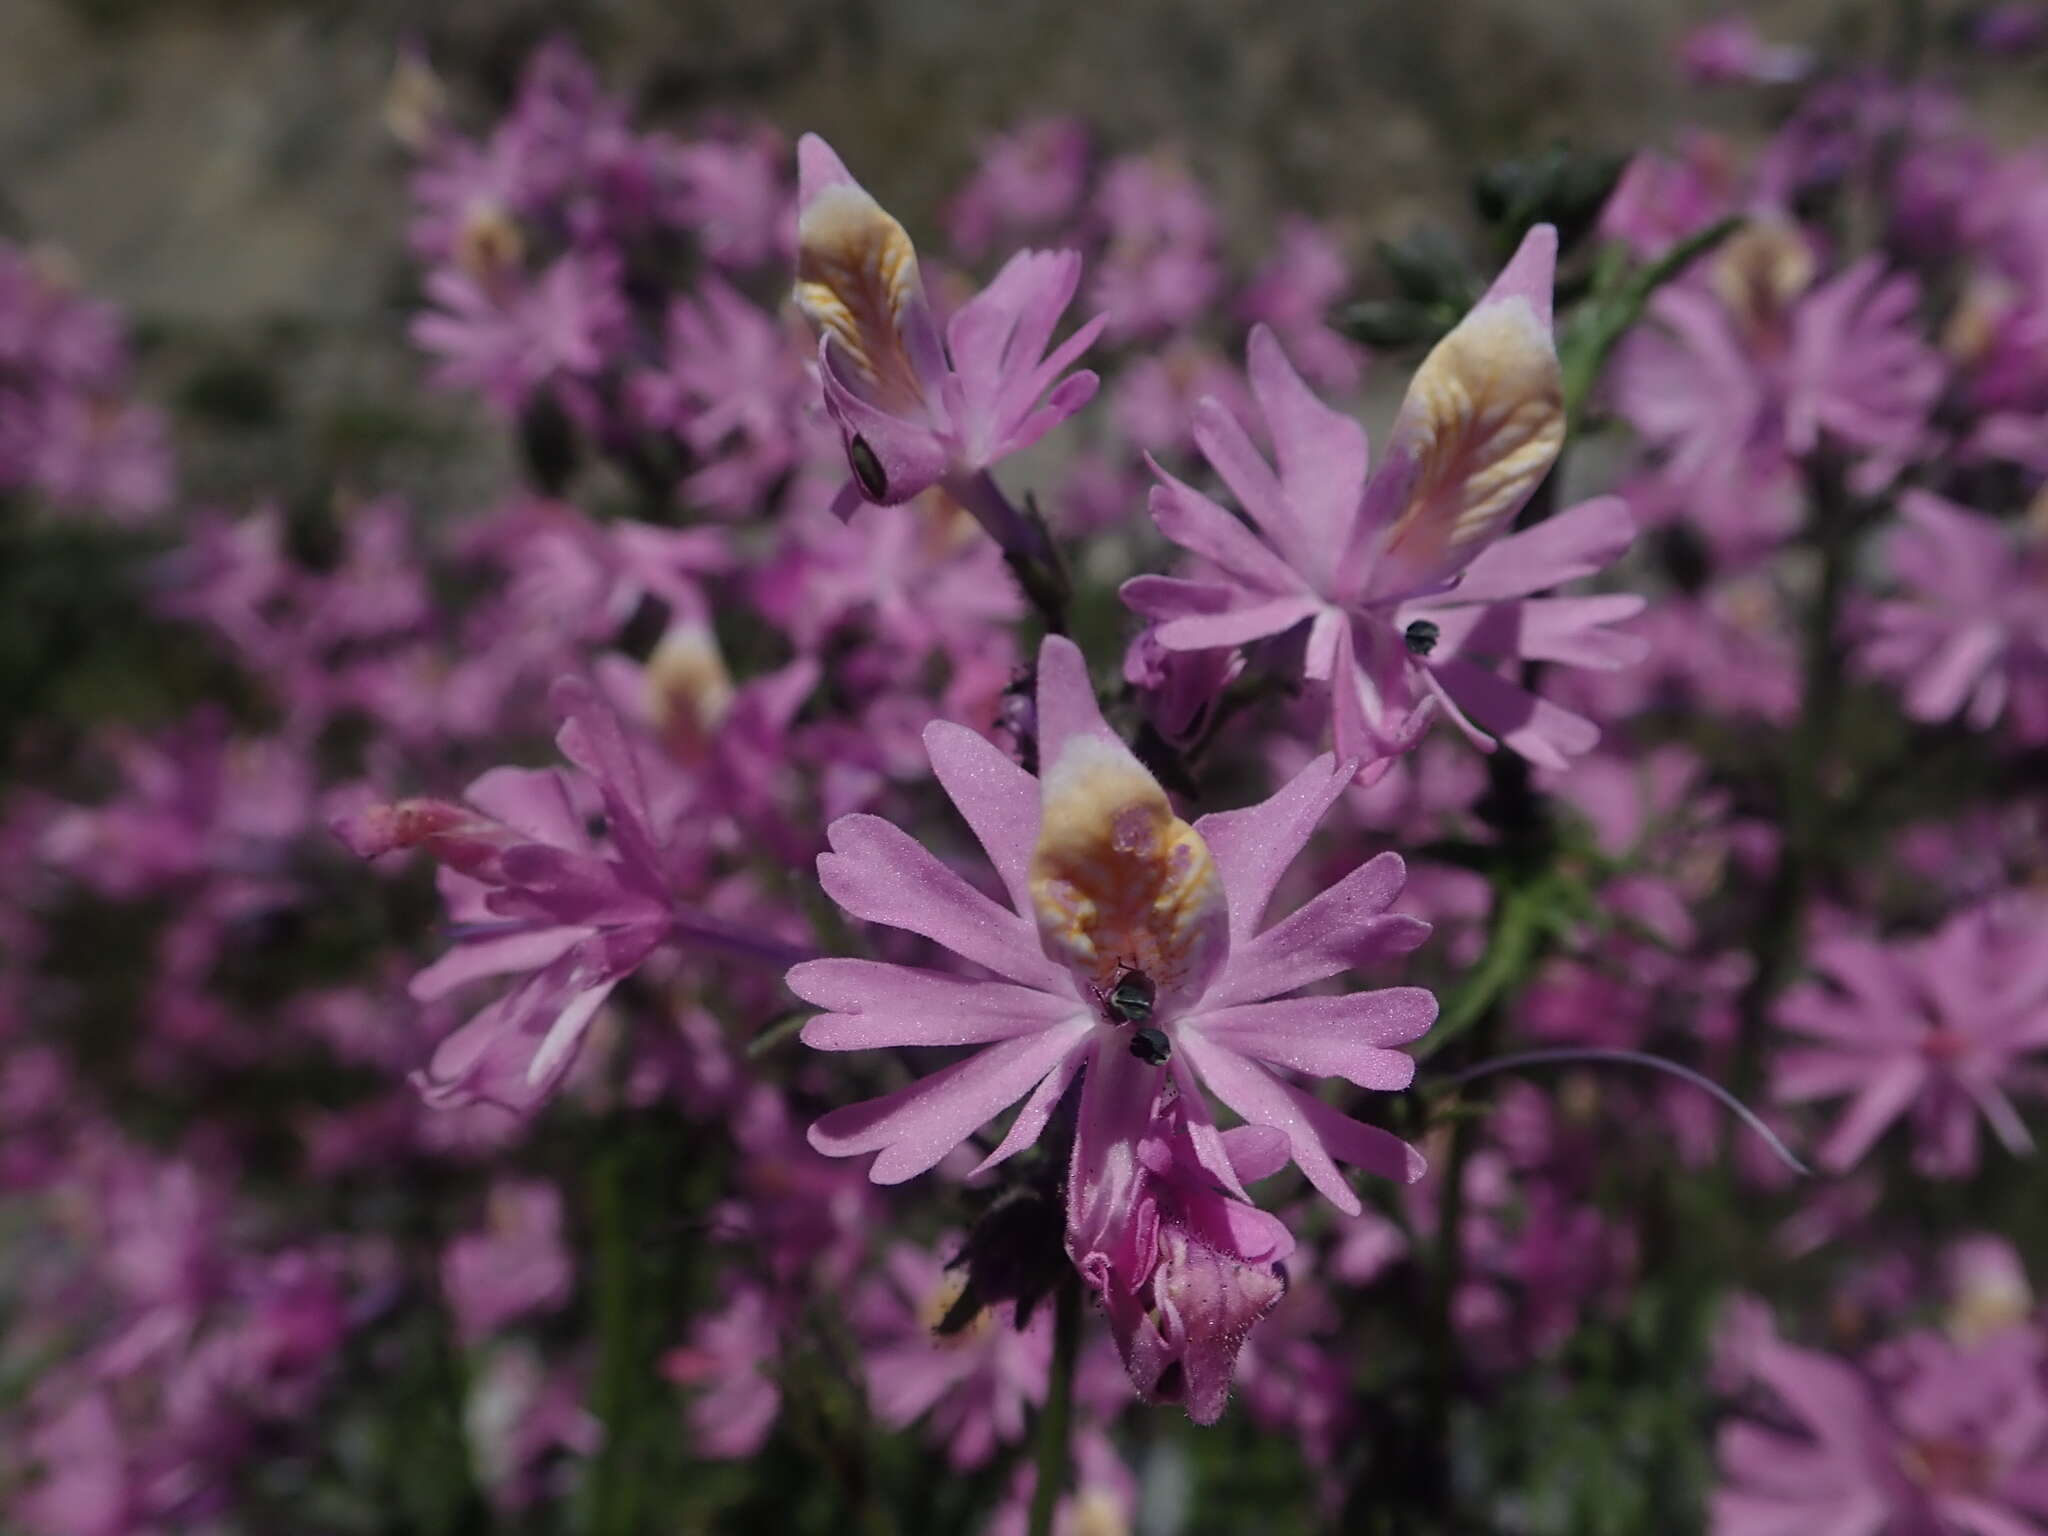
left=586, top=1135, right=643, bottom=1536
left=1730, top=453, right=1858, bottom=1110
left=1026, top=1274, right=1083, bottom=1536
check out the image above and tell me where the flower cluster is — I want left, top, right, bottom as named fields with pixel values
left=4, top=16, right=2048, bottom=1533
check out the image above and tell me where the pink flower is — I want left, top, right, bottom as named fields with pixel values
left=946, top=118, right=1092, bottom=260
left=1774, top=903, right=2048, bottom=1175
left=1125, top=226, right=1644, bottom=779
left=854, top=1239, right=1050, bottom=1467
left=334, top=678, right=801, bottom=1111
left=792, top=634, right=1434, bottom=1215
left=1858, top=491, right=2048, bottom=740
left=1612, top=233, right=1943, bottom=558
left=442, top=1182, right=573, bottom=1344
left=793, top=135, right=1104, bottom=552
left=411, top=249, right=628, bottom=415
left=663, top=1284, right=783, bottom=1459
left=1713, top=1328, right=2048, bottom=1535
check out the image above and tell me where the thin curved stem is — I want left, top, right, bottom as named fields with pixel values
left=1436, top=1047, right=1811, bottom=1177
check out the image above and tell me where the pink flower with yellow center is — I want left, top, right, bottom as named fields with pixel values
left=789, top=635, right=1435, bottom=1218
left=1124, top=225, right=1646, bottom=781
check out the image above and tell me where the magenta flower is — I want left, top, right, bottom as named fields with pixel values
left=791, top=634, right=1434, bottom=1215
left=334, top=678, right=800, bottom=1111
left=1124, top=226, right=1644, bottom=779
left=792, top=135, right=1105, bottom=555
left=1714, top=1329, right=2048, bottom=1535
left=854, top=1238, right=1050, bottom=1467
left=1070, top=1089, right=1294, bottom=1421
left=1774, top=903, right=2048, bottom=1176
left=442, top=1182, right=573, bottom=1344
left=1859, top=491, right=2048, bottom=740
left=663, top=1284, right=784, bottom=1459
left=945, top=117, right=1092, bottom=260
left=411, top=249, right=628, bottom=415
left=1611, top=232, right=1943, bottom=557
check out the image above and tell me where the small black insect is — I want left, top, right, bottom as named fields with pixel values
left=1128, top=1026, right=1172, bottom=1066
left=846, top=433, right=888, bottom=500
left=1101, top=963, right=1156, bottom=1026
left=1403, top=619, right=1440, bottom=656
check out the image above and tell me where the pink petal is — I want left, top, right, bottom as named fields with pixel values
left=1034, top=633, right=1124, bottom=772
left=1155, top=596, right=1321, bottom=653
left=1205, top=850, right=1426, bottom=1008
left=1147, top=461, right=1312, bottom=598
left=1426, top=656, right=1600, bottom=767
left=924, top=721, right=1041, bottom=917
left=1192, top=753, right=1349, bottom=947
left=1818, top=1057, right=1927, bottom=1171
left=817, top=814, right=1068, bottom=989
left=1446, top=495, right=1637, bottom=604
left=791, top=959, right=1081, bottom=1049
left=808, top=1022, right=1093, bottom=1183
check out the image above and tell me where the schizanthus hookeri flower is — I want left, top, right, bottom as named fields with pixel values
left=792, top=634, right=1433, bottom=1203
left=1858, top=490, right=2048, bottom=740
left=335, top=678, right=800, bottom=1111
left=1124, top=225, right=1644, bottom=780
left=793, top=635, right=1432, bottom=1416
left=1713, top=1323, right=2048, bottom=1535
left=793, top=135, right=1105, bottom=556
left=1773, top=902, right=2048, bottom=1175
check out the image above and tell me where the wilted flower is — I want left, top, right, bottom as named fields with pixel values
left=1126, top=226, right=1644, bottom=779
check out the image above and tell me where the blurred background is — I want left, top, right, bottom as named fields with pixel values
left=6, top=0, right=2034, bottom=514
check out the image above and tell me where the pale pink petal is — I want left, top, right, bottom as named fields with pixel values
left=1192, top=753, right=1349, bottom=947
left=817, top=814, right=1068, bottom=989
left=924, top=720, right=1041, bottom=917
left=809, top=1022, right=1093, bottom=1183
left=1206, top=851, right=1428, bottom=1007
left=792, top=959, right=1082, bottom=1049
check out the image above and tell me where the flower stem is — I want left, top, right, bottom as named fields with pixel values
left=585, top=1133, right=644, bottom=1536
left=1026, top=1273, right=1083, bottom=1536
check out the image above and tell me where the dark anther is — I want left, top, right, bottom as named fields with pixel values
left=847, top=434, right=888, bottom=500
left=1404, top=619, right=1440, bottom=656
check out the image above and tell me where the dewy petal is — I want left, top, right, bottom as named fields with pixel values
left=1192, top=990, right=1435, bottom=1088
left=791, top=959, right=1083, bottom=1049
left=808, top=1022, right=1094, bottom=1184
left=818, top=814, right=1069, bottom=990
left=1206, top=851, right=1429, bottom=1008
left=1120, top=574, right=1240, bottom=624
left=1192, top=753, right=1349, bottom=949
left=968, top=1040, right=1091, bottom=1177
left=409, top=925, right=587, bottom=1003
left=924, top=721, right=1041, bottom=918
left=1354, top=224, right=1564, bottom=600
left=794, top=134, right=937, bottom=413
